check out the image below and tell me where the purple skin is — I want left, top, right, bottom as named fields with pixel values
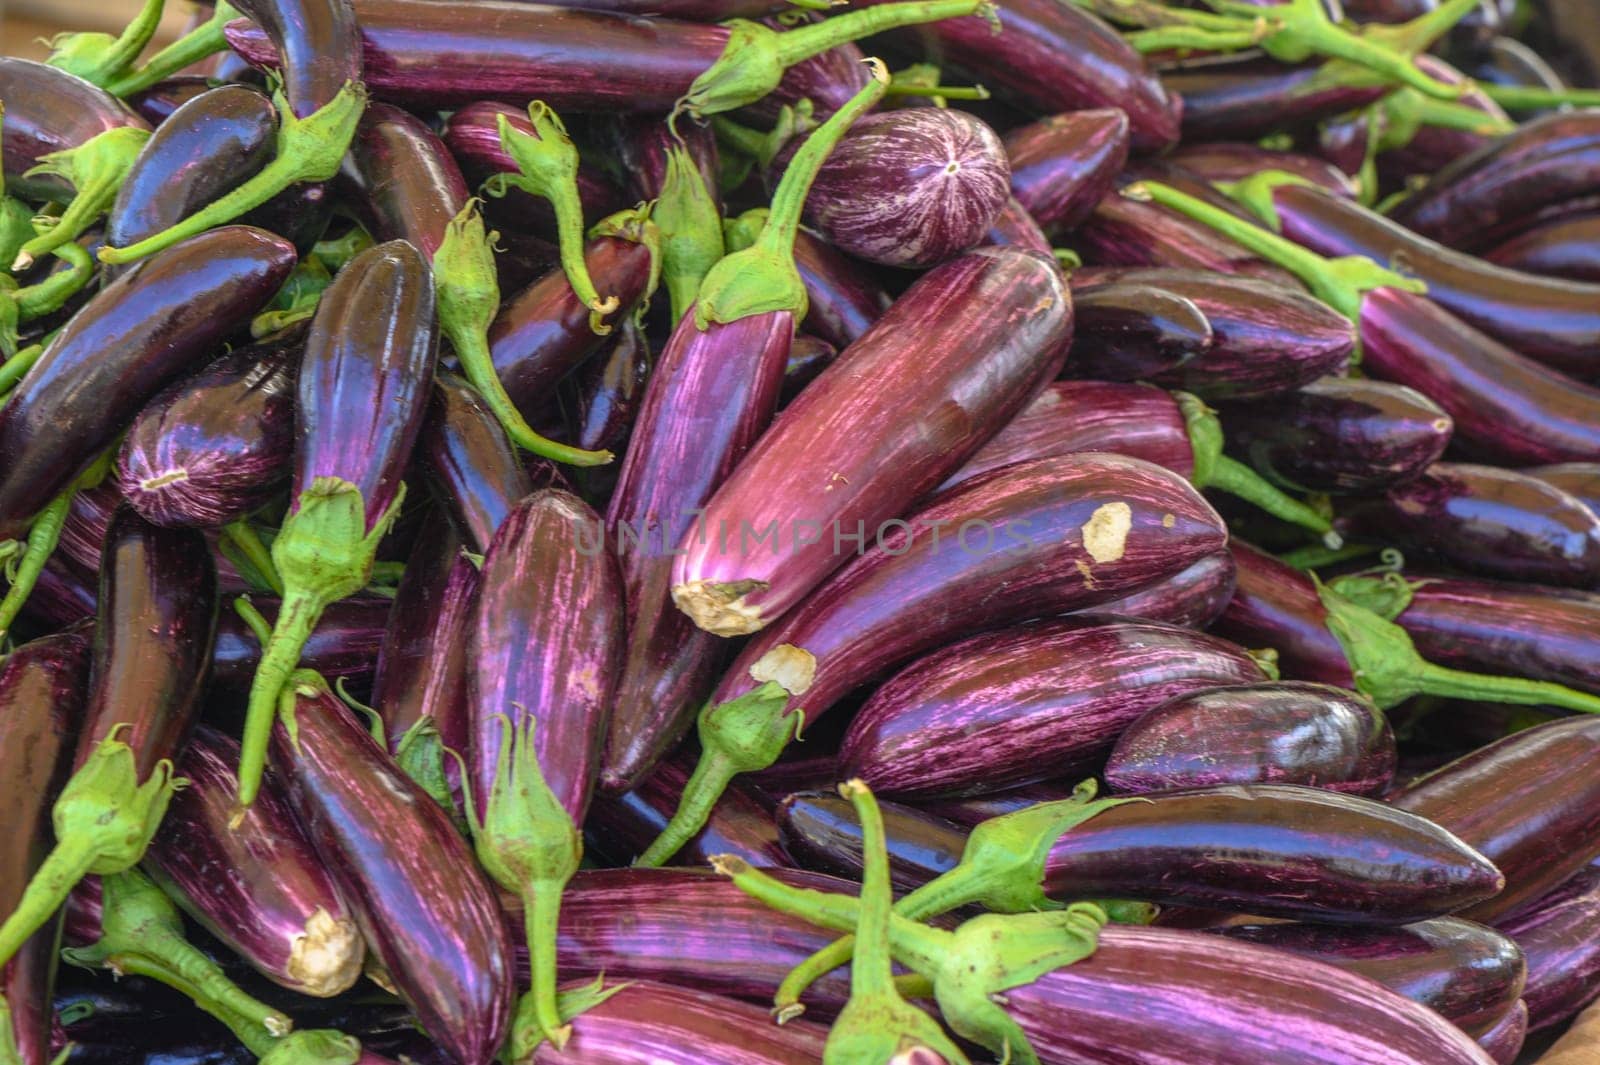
left=1357, top=286, right=1600, bottom=465
left=224, top=0, right=729, bottom=112
left=228, top=0, right=362, bottom=118
left=14, top=556, right=97, bottom=633
left=984, top=197, right=1054, bottom=256
left=1529, top=463, right=1600, bottom=518
left=838, top=617, right=1268, bottom=798
left=125, top=77, right=216, bottom=126
left=1002, top=109, right=1131, bottom=237
left=145, top=726, right=364, bottom=997
left=0, top=632, right=89, bottom=1065
left=1170, top=142, right=1359, bottom=199
left=672, top=246, right=1073, bottom=635
left=1216, top=377, right=1452, bottom=495
left=1088, top=550, right=1238, bottom=630
left=790, top=228, right=890, bottom=350
left=609, top=114, right=719, bottom=202
left=776, top=791, right=968, bottom=894
left=1213, top=540, right=1356, bottom=688
left=116, top=326, right=302, bottom=528
left=1217, top=919, right=1526, bottom=1037
left=1375, top=57, right=1508, bottom=186
left=1477, top=1000, right=1526, bottom=1064
left=508, top=0, right=786, bottom=18
left=576, top=317, right=652, bottom=454
left=1395, top=716, right=1600, bottom=923
left=1496, top=866, right=1600, bottom=1032
left=207, top=596, right=389, bottom=697
left=0, top=59, right=150, bottom=203
left=601, top=308, right=792, bottom=793
left=1105, top=682, right=1396, bottom=796
left=1063, top=282, right=1214, bottom=382
left=1158, top=55, right=1388, bottom=144
left=910, top=780, right=1070, bottom=827
left=1388, top=111, right=1600, bottom=252
left=742, top=13, right=871, bottom=123
left=1483, top=213, right=1600, bottom=284
left=769, top=108, right=1012, bottom=268
left=340, top=103, right=468, bottom=261
left=1270, top=183, right=1600, bottom=378
left=103, top=85, right=278, bottom=283
left=418, top=373, right=535, bottom=554
left=272, top=679, right=514, bottom=1065
left=587, top=753, right=788, bottom=868
left=1335, top=462, right=1600, bottom=589
left=533, top=979, right=830, bottom=1064
left=1076, top=192, right=1302, bottom=288
left=0, top=227, right=296, bottom=540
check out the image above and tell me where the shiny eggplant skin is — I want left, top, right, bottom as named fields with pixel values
left=271, top=680, right=514, bottom=1065
left=0, top=227, right=296, bottom=539
left=124, top=77, right=216, bottom=125
left=1159, top=54, right=1388, bottom=143
left=224, top=0, right=730, bottom=112
left=1218, top=918, right=1526, bottom=1036
left=1484, top=213, right=1600, bottom=284
left=609, top=114, right=720, bottom=202
left=674, top=247, right=1073, bottom=634
left=533, top=980, right=829, bottom=1064
left=1087, top=550, right=1238, bottom=630
left=1496, top=866, right=1600, bottom=1032
left=1477, top=999, right=1526, bottom=1063
left=1075, top=196, right=1302, bottom=288
left=576, top=317, right=651, bottom=455
left=0, top=59, right=150, bottom=203
left=339, top=103, right=468, bottom=261
left=419, top=373, right=533, bottom=554
left=1271, top=183, right=1600, bottom=378
left=1003, top=109, right=1130, bottom=238
left=1357, top=286, right=1600, bottom=465
left=1212, top=540, right=1356, bottom=687
left=1171, top=142, right=1358, bottom=199
left=1105, top=682, right=1396, bottom=796
left=838, top=617, right=1268, bottom=797
left=78, top=509, right=219, bottom=776
left=0, top=632, right=90, bottom=1065
left=117, top=327, right=301, bottom=528
left=1335, top=463, right=1600, bottom=588
left=1064, top=282, right=1214, bottom=382
left=145, top=726, right=363, bottom=997
left=1395, top=717, right=1600, bottom=923
left=984, top=196, right=1053, bottom=255
left=791, top=228, right=891, bottom=350
left=208, top=596, right=389, bottom=696
left=228, top=0, right=362, bottom=118
left=780, top=334, right=839, bottom=406
left=775, top=790, right=975, bottom=894
left=587, top=753, right=787, bottom=868
left=1528, top=463, right=1600, bottom=518
left=470, top=489, right=626, bottom=826
left=1217, top=377, right=1452, bottom=495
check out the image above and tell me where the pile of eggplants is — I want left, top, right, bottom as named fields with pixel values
left=7, top=0, right=1600, bottom=1060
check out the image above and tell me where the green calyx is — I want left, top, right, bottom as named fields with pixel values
left=45, top=0, right=166, bottom=87
left=722, top=208, right=769, bottom=255
left=103, top=2, right=240, bottom=98
left=256, top=1031, right=362, bottom=1065
left=485, top=103, right=619, bottom=331
left=824, top=780, right=971, bottom=1065
left=100, top=81, right=367, bottom=265
left=251, top=256, right=333, bottom=340
left=655, top=143, right=725, bottom=325
left=677, top=0, right=988, bottom=119
left=394, top=716, right=466, bottom=830
left=695, top=59, right=887, bottom=331
left=14, top=126, right=150, bottom=272
left=311, top=226, right=374, bottom=274
left=1326, top=571, right=1419, bottom=620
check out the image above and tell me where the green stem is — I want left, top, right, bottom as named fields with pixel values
left=15, top=128, right=149, bottom=271
left=635, top=750, right=737, bottom=867
left=14, top=243, right=95, bottom=321
left=0, top=483, right=73, bottom=642
left=221, top=521, right=285, bottom=595
left=237, top=588, right=325, bottom=815
left=0, top=842, right=97, bottom=971
left=513, top=883, right=572, bottom=1056
left=1413, top=662, right=1600, bottom=714
left=711, top=117, right=773, bottom=162
left=654, top=143, right=725, bottom=325
left=846, top=782, right=894, bottom=998
left=1480, top=83, right=1600, bottom=110
left=1277, top=541, right=1378, bottom=571
left=256, top=1030, right=362, bottom=1065
left=108, top=955, right=280, bottom=1056
left=1127, top=24, right=1264, bottom=53
left=46, top=0, right=166, bottom=87
left=1208, top=455, right=1339, bottom=544
left=103, top=3, right=239, bottom=98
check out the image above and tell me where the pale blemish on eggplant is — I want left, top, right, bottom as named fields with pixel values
left=1082, top=501, right=1133, bottom=563
left=140, top=469, right=191, bottom=491
left=750, top=643, right=816, bottom=696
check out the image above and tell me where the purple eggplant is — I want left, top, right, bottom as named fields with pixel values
left=418, top=373, right=534, bottom=554
left=609, top=113, right=720, bottom=203
left=339, top=103, right=468, bottom=263
left=1105, top=682, right=1396, bottom=796
left=208, top=595, right=388, bottom=696
left=1496, top=866, right=1600, bottom=1032
left=1003, top=109, right=1129, bottom=238
left=124, top=76, right=216, bottom=124
left=1484, top=212, right=1600, bottom=283
left=838, top=617, right=1267, bottom=797
left=984, top=196, right=1054, bottom=255
left=1076, top=189, right=1300, bottom=287
left=228, top=0, right=362, bottom=120
left=1528, top=463, right=1600, bottom=518
left=1171, top=142, right=1359, bottom=199
left=574, top=318, right=651, bottom=456
left=789, top=228, right=891, bottom=350
left=1065, top=281, right=1214, bottom=382
left=1089, top=550, right=1238, bottom=630
left=776, top=791, right=968, bottom=894
left=588, top=753, right=787, bottom=869
left=1214, top=540, right=1357, bottom=687
left=116, top=326, right=301, bottom=528
left=1477, top=999, right=1526, bottom=1063
left=145, top=725, right=363, bottom=997
left=640, top=452, right=1228, bottom=865
left=237, top=240, right=437, bottom=814
left=271, top=672, right=514, bottom=1065
left=0, top=59, right=148, bottom=203
left=1216, top=377, right=1453, bottom=494
left=1160, top=54, right=1388, bottom=143
left=780, top=334, right=839, bottom=405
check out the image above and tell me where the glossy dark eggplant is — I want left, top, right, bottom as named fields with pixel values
left=228, top=0, right=362, bottom=119
left=124, top=76, right=216, bottom=125
left=0, top=59, right=149, bottom=204
left=0, top=227, right=296, bottom=539
left=1065, top=281, right=1214, bottom=381
left=1087, top=550, right=1238, bottom=630
left=1076, top=190, right=1301, bottom=287
left=1171, top=142, right=1359, bottom=199
left=575, top=318, right=651, bottom=455
left=1496, top=866, right=1600, bottom=1032
left=1216, top=377, right=1452, bottom=494
left=984, top=196, right=1054, bottom=255
left=418, top=373, right=534, bottom=553
left=790, top=228, right=891, bottom=350
left=1003, top=109, right=1129, bottom=238
left=145, top=725, right=363, bottom=997
left=272, top=673, right=514, bottom=1065
left=208, top=595, right=389, bottom=696
left=1105, top=682, right=1396, bottom=796
left=1484, top=212, right=1600, bottom=283
left=587, top=753, right=787, bottom=869
left=609, top=113, right=719, bottom=202
left=1395, top=717, right=1600, bottom=922
left=1159, top=54, right=1388, bottom=143
left=116, top=326, right=301, bottom=528
left=777, top=790, right=975, bottom=893
left=1528, top=463, right=1600, bottom=518
left=838, top=617, right=1267, bottom=797
left=1213, top=540, right=1356, bottom=687
left=339, top=103, right=468, bottom=262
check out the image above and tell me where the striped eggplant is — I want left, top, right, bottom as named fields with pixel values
left=469, top=488, right=626, bottom=1055
left=1065, top=281, right=1214, bottom=381
left=1075, top=186, right=1299, bottom=286
left=838, top=617, right=1268, bottom=797
left=671, top=245, right=1073, bottom=638
left=1159, top=55, right=1389, bottom=143
left=1105, top=682, right=1396, bottom=796
left=237, top=240, right=437, bottom=814
left=776, top=791, right=968, bottom=895
left=1484, top=212, right=1600, bottom=283
left=1003, top=109, right=1130, bottom=238
left=1087, top=550, right=1238, bottom=630
left=641, top=452, right=1229, bottom=865
left=418, top=374, right=534, bottom=554
left=1214, top=541, right=1355, bottom=685
left=209, top=596, right=389, bottom=697
left=1171, top=142, right=1359, bottom=199
left=271, top=671, right=514, bottom=1065
left=985, top=196, right=1053, bottom=255
left=588, top=753, right=787, bottom=869
left=1476, top=1000, right=1526, bottom=1064
left=1495, top=865, right=1600, bottom=1031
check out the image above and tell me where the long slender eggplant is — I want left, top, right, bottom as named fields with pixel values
left=270, top=672, right=513, bottom=1065
left=838, top=617, right=1268, bottom=797
left=574, top=318, right=652, bottom=455
left=1484, top=212, right=1600, bottom=283
left=641, top=452, right=1228, bottom=865
left=1172, top=142, right=1359, bottom=199
left=1064, top=282, right=1214, bottom=381
left=418, top=373, right=534, bottom=554
left=1003, top=109, right=1129, bottom=238
left=1214, top=540, right=1357, bottom=686
left=588, top=753, right=788, bottom=868
left=236, top=240, right=436, bottom=814
left=1216, top=377, right=1453, bottom=494
left=671, top=245, right=1072, bottom=637
left=1496, top=866, right=1600, bottom=1032
left=208, top=595, right=389, bottom=696
left=1527, top=463, right=1600, bottom=520
left=1160, top=54, right=1389, bottom=143
left=116, top=326, right=302, bottom=528
left=144, top=726, right=363, bottom=997
left=0, top=59, right=148, bottom=204
left=788, top=227, right=890, bottom=349
left=1088, top=550, right=1239, bottom=629
left=1105, top=682, right=1396, bottom=795
left=1076, top=190, right=1300, bottom=286
left=776, top=791, right=969, bottom=894
left=229, top=0, right=362, bottom=120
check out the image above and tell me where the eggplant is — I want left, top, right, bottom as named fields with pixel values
left=0, top=59, right=148, bottom=203
left=1528, top=463, right=1600, bottom=519
left=671, top=245, right=1072, bottom=637
left=608, top=113, right=720, bottom=202
left=1064, top=282, right=1214, bottom=382
left=1496, top=866, right=1600, bottom=1032
left=237, top=240, right=437, bottom=814
left=574, top=318, right=651, bottom=456
left=777, top=228, right=886, bottom=351
left=1105, top=682, right=1396, bottom=796
left=1087, top=550, right=1238, bottom=630
left=1334, top=462, right=1600, bottom=588
left=116, top=326, right=301, bottom=528
left=984, top=197, right=1054, bottom=255
left=1076, top=189, right=1301, bottom=287
left=1395, top=716, right=1600, bottom=922
left=228, top=0, right=362, bottom=120
left=1476, top=1000, right=1526, bottom=1064
left=1484, top=212, right=1600, bottom=283
left=587, top=753, right=787, bottom=869
left=743, top=13, right=873, bottom=124
left=208, top=595, right=389, bottom=696
left=418, top=373, right=534, bottom=554
left=1218, top=919, right=1526, bottom=1036
left=641, top=452, right=1228, bottom=865
left=1160, top=54, right=1389, bottom=143
left=124, top=76, right=216, bottom=124
left=271, top=672, right=514, bottom=1065
left=1003, top=109, right=1129, bottom=238
left=776, top=791, right=968, bottom=895
left=1213, top=540, right=1356, bottom=687
left=1171, top=142, right=1359, bottom=199
left=1216, top=377, right=1453, bottom=495
left=838, top=617, right=1268, bottom=797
